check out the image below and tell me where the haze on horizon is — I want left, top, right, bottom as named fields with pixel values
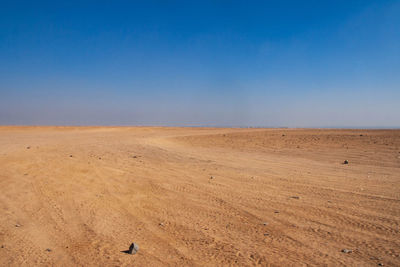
left=1, top=1, right=399, bottom=128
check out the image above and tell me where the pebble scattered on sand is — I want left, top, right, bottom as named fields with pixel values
left=341, top=249, right=352, bottom=253
left=210, top=176, right=214, bottom=179
left=69, top=155, right=73, bottom=157
left=159, top=222, right=165, bottom=227
left=274, top=210, right=279, bottom=213
left=262, top=222, right=268, bottom=226
left=26, top=146, right=30, bottom=149
left=15, top=223, right=21, bottom=227
left=128, top=243, right=139, bottom=255
left=46, top=248, right=52, bottom=252
left=290, top=196, right=300, bottom=200
left=343, top=160, right=349, bottom=164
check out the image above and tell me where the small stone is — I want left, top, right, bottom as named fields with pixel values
left=282, top=134, right=285, bottom=137
left=360, top=134, right=363, bottom=136
left=341, top=249, right=352, bottom=253
left=263, top=233, right=269, bottom=236
left=262, top=222, right=268, bottom=226
left=132, top=155, right=138, bottom=158
left=290, top=196, right=300, bottom=200
left=46, top=248, right=52, bottom=252
left=15, top=223, right=21, bottom=227
left=159, top=222, right=165, bottom=227
left=98, top=157, right=101, bottom=160
left=1, top=245, right=4, bottom=248
left=378, top=263, right=384, bottom=266
left=343, top=160, right=349, bottom=164
left=210, top=176, right=214, bottom=179
left=128, top=243, right=139, bottom=255
left=69, top=155, right=73, bottom=157
left=274, top=210, right=279, bottom=213
left=26, top=146, right=30, bottom=149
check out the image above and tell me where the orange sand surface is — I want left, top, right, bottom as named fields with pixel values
left=0, top=127, right=399, bottom=266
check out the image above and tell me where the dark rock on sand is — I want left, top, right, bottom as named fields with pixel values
left=128, top=243, right=139, bottom=255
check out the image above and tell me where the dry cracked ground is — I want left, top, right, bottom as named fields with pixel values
left=0, top=127, right=399, bottom=266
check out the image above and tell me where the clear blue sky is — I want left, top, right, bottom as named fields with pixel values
left=1, top=1, right=399, bottom=127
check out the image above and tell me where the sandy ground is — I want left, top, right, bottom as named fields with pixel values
left=0, top=127, right=399, bottom=266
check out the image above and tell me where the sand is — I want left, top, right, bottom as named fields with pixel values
left=0, top=126, right=399, bottom=266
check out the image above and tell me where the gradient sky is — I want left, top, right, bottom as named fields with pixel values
left=1, top=0, right=399, bottom=127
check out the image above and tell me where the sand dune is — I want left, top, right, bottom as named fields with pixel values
left=0, top=127, right=399, bottom=266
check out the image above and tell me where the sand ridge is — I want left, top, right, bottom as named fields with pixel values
left=0, top=127, right=399, bottom=266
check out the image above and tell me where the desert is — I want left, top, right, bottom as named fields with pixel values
left=0, top=126, right=399, bottom=266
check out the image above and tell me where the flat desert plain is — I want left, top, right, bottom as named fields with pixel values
left=0, top=127, right=399, bottom=266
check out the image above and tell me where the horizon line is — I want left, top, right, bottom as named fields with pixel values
left=1, top=124, right=399, bottom=130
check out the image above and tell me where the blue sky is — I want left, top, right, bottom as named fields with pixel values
left=0, top=0, right=399, bottom=127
